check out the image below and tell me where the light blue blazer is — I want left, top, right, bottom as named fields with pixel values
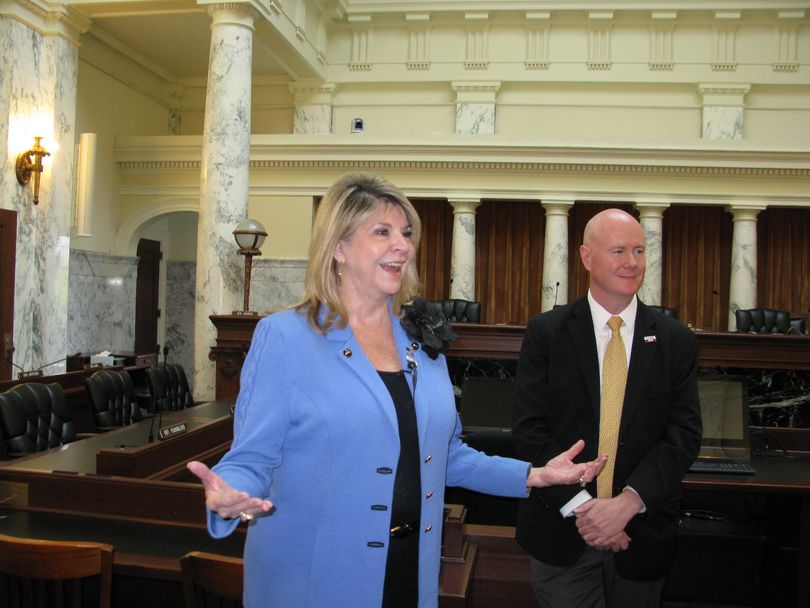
left=208, top=307, right=530, bottom=607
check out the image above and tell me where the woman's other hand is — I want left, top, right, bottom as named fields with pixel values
left=187, top=460, right=273, bottom=520
left=526, top=440, right=608, bottom=488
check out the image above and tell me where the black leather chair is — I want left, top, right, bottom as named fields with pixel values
left=84, top=369, right=143, bottom=431
left=147, top=363, right=194, bottom=412
left=735, top=308, right=791, bottom=334
left=648, top=305, right=678, bottom=320
left=427, top=299, right=481, bottom=323
left=789, top=317, right=807, bottom=335
left=0, top=383, right=77, bottom=457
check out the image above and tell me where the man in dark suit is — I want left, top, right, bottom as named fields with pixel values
left=513, top=209, right=702, bottom=608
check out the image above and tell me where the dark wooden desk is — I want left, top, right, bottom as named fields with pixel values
left=449, top=324, right=810, bottom=369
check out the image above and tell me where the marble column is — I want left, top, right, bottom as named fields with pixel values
left=448, top=199, right=481, bottom=301
left=635, top=202, right=669, bottom=306
left=290, top=81, right=336, bottom=134
left=452, top=82, right=500, bottom=135
left=541, top=199, right=574, bottom=311
left=194, top=4, right=256, bottom=401
left=726, top=205, right=765, bottom=331
left=0, top=10, right=83, bottom=374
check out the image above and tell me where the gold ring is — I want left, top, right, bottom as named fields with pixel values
left=239, top=511, right=254, bottom=523
left=579, top=476, right=586, bottom=488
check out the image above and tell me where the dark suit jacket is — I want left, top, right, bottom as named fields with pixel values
left=513, top=297, right=702, bottom=581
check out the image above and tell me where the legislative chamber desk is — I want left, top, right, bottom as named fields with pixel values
left=0, top=400, right=475, bottom=607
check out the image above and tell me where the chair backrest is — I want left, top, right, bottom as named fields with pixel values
left=147, top=363, right=193, bottom=412
left=735, top=308, right=791, bottom=334
left=0, top=533, right=113, bottom=608
left=84, top=369, right=142, bottom=431
left=789, top=317, right=807, bottom=335
left=0, top=383, right=75, bottom=457
left=181, top=551, right=244, bottom=608
left=428, top=299, right=481, bottom=323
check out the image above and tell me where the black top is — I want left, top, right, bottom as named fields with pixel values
left=377, top=370, right=421, bottom=529
left=378, top=370, right=421, bottom=608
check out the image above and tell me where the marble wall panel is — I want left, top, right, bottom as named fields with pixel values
left=250, top=258, right=308, bottom=313
left=702, top=106, right=743, bottom=140
left=165, top=261, right=196, bottom=392
left=67, top=250, right=137, bottom=358
left=456, top=102, right=495, bottom=135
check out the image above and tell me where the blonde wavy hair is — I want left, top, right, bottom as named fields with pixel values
left=295, top=173, right=422, bottom=333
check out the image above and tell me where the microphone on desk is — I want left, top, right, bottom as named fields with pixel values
left=0, top=353, right=31, bottom=379
left=553, top=281, right=560, bottom=308
left=148, top=404, right=163, bottom=443
left=163, top=345, right=169, bottom=366
left=36, top=352, right=83, bottom=374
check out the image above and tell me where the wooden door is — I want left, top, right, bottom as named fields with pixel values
left=0, top=209, right=16, bottom=381
left=135, top=238, right=161, bottom=354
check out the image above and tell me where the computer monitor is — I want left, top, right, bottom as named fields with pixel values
left=696, top=374, right=751, bottom=460
left=459, top=376, right=516, bottom=432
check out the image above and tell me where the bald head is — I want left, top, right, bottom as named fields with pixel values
left=580, top=209, right=646, bottom=313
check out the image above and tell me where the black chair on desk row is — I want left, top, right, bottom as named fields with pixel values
left=0, top=383, right=78, bottom=458
left=181, top=551, right=244, bottom=608
left=735, top=308, right=793, bottom=334
left=84, top=369, right=143, bottom=432
left=146, top=363, right=194, bottom=412
left=426, top=299, right=482, bottom=323
left=0, top=533, right=114, bottom=608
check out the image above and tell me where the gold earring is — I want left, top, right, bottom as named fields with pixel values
left=337, top=262, right=343, bottom=286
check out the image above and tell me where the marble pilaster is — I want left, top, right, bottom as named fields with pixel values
left=635, top=202, right=669, bottom=305
left=699, top=84, right=749, bottom=140
left=290, top=81, right=336, bottom=134
left=194, top=4, right=256, bottom=401
left=726, top=205, right=765, bottom=330
left=540, top=199, right=574, bottom=311
left=448, top=199, right=481, bottom=301
left=1, top=15, right=80, bottom=374
left=452, top=81, right=500, bottom=135
left=166, top=261, right=196, bottom=394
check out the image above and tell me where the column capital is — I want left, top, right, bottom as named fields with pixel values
left=203, top=2, right=258, bottom=28
left=541, top=198, right=575, bottom=216
left=451, top=81, right=501, bottom=103
left=448, top=199, right=481, bottom=214
left=725, top=204, right=766, bottom=221
left=288, top=81, right=337, bottom=104
left=0, top=0, right=90, bottom=45
left=634, top=200, right=670, bottom=219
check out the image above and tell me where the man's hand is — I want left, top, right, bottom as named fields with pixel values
left=573, top=489, right=642, bottom=551
left=526, top=440, right=607, bottom=488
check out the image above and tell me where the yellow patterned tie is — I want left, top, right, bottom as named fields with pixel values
left=597, top=316, right=627, bottom=498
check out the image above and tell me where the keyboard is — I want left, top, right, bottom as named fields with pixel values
left=688, top=460, right=755, bottom=475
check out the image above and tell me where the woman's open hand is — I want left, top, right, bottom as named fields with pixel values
left=187, top=460, right=273, bottom=521
left=526, top=440, right=607, bottom=488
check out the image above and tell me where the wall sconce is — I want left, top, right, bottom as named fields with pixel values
left=15, top=136, right=50, bottom=205
left=233, top=219, right=268, bottom=316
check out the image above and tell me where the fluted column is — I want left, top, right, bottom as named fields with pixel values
left=541, top=199, right=574, bottom=311
left=635, top=202, right=669, bottom=306
left=193, top=4, right=256, bottom=401
left=448, top=199, right=481, bottom=300
left=726, top=204, right=765, bottom=330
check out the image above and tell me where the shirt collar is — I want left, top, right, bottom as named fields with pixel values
left=587, top=290, right=638, bottom=334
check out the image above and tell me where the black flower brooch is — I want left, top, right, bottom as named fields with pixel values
left=400, top=298, right=457, bottom=360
